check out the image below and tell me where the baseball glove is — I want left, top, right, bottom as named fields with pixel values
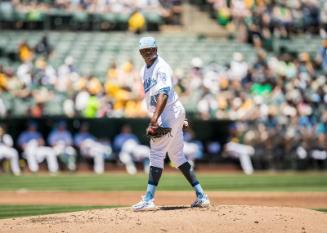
left=147, top=126, right=172, bottom=139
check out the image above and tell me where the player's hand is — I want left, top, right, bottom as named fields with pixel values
left=147, top=119, right=159, bottom=135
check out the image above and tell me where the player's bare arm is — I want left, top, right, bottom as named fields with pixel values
left=148, top=93, right=168, bottom=130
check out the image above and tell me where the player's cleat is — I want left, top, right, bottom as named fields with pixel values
left=132, top=196, right=157, bottom=212
left=191, top=194, right=210, bottom=208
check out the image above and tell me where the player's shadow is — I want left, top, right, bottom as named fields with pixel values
left=159, top=206, right=190, bottom=211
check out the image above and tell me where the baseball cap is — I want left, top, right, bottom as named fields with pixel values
left=139, top=37, right=157, bottom=50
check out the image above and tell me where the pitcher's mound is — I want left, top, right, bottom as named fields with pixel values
left=0, top=205, right=326, bottom=233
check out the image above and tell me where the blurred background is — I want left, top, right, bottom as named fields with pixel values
left=0, top=0, right=326, bottom=175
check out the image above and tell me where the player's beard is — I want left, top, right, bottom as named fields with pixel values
left=144, top=54, right=157, bottom=65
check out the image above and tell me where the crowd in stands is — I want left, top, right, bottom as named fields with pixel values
left=205, top=0, right=327, bottom=50
left=178, top=37, right=327, bottom=169
left=0, top=36, right=148, bottom=118
left=11, top=0, right=181, bottom=14
left=0, top=35, right=326, bottom=121
left=0, top=0, right=183, bottom=29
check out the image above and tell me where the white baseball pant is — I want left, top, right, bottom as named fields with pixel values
left=183, top=141, right=200, bottom=168
left=53, top=141, right=77, bottom=171
left=80, top=139, right=112, bottom=174
left=24, top=140, right=59, bottom=173
left=119, top=139, right=150, bottom=175
left=225, top=142, right=254, bottom=175
left=0, top=145, right=21, bottom=175
left=150, top=101, right=188, bottom=169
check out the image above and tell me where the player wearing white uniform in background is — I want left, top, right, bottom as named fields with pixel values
left=132, top=37, right=210, bottom=211
left=114, top=125, right=150, bottom=175
left=18, top=122, right=58, bottom=173
left=0, top=125, right=21, bottom=175
left=225, top=123, right=254, bottom=175
left=48, top=121, right=76, bottom=171
left=74, top=123, right=112, bottom=174
left=183, top=128, right=204, bottom=169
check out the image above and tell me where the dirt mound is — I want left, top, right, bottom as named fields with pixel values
left=0, top=205, right=326, bottom=233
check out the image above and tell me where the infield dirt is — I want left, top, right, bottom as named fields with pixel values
left=0, top=191, right=326, bottom=208
left=0, top=191, right=326, bottom=233
left=0, top=205, right=326, bottom=233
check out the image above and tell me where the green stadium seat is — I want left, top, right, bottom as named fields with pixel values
left=70, top=12, right=89, bottom=30
left=0, top=3, right=15, bottom=21
left=26, top=10, right=45, bottom=22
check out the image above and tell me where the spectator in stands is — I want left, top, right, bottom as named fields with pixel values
left=229, top=52, right=248, bottom=80
left=18, top=41, right=33, bottom=63
left=74, top=122, right=112, bottom=174
left=83, top=93, right=101, bottom=118
left=302, top=0, right=320, bottom=34
left=0, top=124, right=21, bottom=175
left=128, top=9, right=146, bottom=34
left=271, top=2, right=293, bottom=37
left=0, top=97, right=6, bottom=117
left=113, top=124, right=150, bottom=175
left=0, top=67, right=8, bottom=114
left=57, top=56, right=79, bottom=93
left=0, top=65, right=8, bottom=91
left=106, top=62, right=119, bottom=81
left=316, top=38, right=327, bottom=73
left=16, top=61, right=33, bottom=86
left=34, top=35, right=53, bottom=59
left=320, top=1, right=327, bottom=37
left=18, top=121, right=58, bottom=173
left=48, top=121, right=76, bottom=171
left=34, top=57, right=57, bottom=86
left=75, top=86, right=90, bottom=116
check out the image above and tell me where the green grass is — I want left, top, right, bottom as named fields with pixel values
left=0, top=173, right=326, bottom=192
left=0, top=205, right=117, bottom=219
left=315, top=209, right=327, bottom=212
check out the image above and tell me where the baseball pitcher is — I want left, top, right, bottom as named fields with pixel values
left=132, top=37, right=210, bottom=211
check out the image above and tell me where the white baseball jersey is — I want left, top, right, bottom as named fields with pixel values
left=140, top=56, right=179, bottom=127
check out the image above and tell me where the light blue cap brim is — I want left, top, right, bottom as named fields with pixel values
left=139, top=37, right=157, bottom=49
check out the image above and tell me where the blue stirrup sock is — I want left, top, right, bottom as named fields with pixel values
left=144, top=166, right=163, bottom=202
left=144, top=184, right=156, bottom=201
left=193, top=184, right=205, bottom=198
left=178, top=162, right=205, bottom=198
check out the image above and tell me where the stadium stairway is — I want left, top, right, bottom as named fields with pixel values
left=181, top=3, right=228, bottom=37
